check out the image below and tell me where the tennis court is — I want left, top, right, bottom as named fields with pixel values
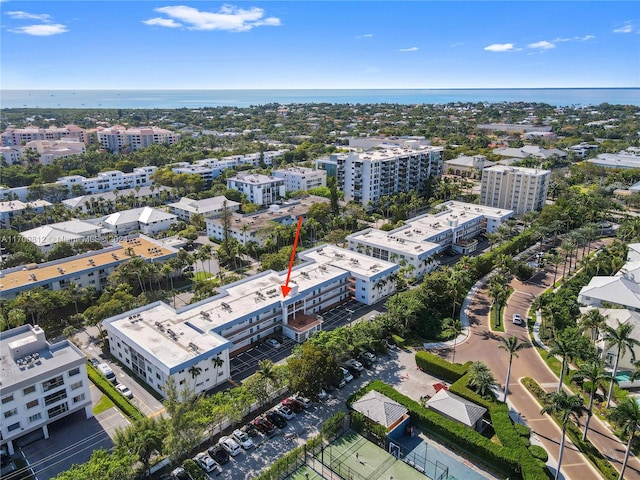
left=319, top=431, right=426, bottom=480
left=289, top=464, right=325, bottom=480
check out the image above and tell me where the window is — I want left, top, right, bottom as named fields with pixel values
left=70, top=381, right=82, bottom=390
left=44, top=390, right=67, bottom=406
left=26, top=399, right=39, bottom=409
left=42, top=376, right=64, bottom=392
left=2, top=395, right=13, bottom=404
left=47, top=403, right=68, bottom=419
left=73, top=394, right=85, bottom=403
left=69, top=367, right=80, bottom=377
left=4, top=408, right=17, bottom=418
left=23, top=386, right=36, bottom=396
left=7, top=422, right=20, bottom=432
left=29, top=413, right=42, bottom=423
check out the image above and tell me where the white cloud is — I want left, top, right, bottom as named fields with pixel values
left=146, top=5, right=281, bottom=32
left=484, top=43, right=516, bottom=52
left=6, top=11, right=52, bottom=21
left=450, top=42, right=464, bottom=48
left=11, top=24, right=68, bottom=36
left=143, top=17, right=182, bottom=28
left=614, top=21, right=634, bottom=33
left=356, top=33, right=373, bottom=39
left=528, top=40, right=555, bottom=49
left=398, top=46, right=419, bottom=52
left=576, top=35, right=596, bottom=41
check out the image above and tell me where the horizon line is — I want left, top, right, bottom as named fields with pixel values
left=2, top=87, right=639, bottom=92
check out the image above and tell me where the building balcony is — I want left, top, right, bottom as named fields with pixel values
left=286, top=312, right=323, bottom=334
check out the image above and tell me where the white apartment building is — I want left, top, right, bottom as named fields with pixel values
left=168, top=196, right=240, bottom=221
left=348, top=136, right=431, bottom=150
left=347, top=201, right=514, bottom=279
left=57, top=166, right=157, bottom=194
left=1, top=125, right=88, bottom=147
left=96, top=126, right=180, bottom=153
left=20, top=220, right=106, bottom=253
left=273, top=167, right=327, bottom=192
left=0, top=324, right=92, bottom=455
left=25, top=140, right=86, bottom=165
left=479, top=165, right=550, bottom=214
left=338, top=146, right=444, bottom=206
left=0, top=146, right=22, bottom=165
left=0, top=235, right=177, bottom=300
left=103, top=245, right=398, bottom=396
left=227, top=174, right=285, bottom=207
left=62, top=186, right=175, bottom=215
left=206, top=196, right=330, bottom=246
left=98, top=207, right=177, bottom=236
left=171, top=151, right=288, bottom=183
left=0, top=200, right=52, bottom=229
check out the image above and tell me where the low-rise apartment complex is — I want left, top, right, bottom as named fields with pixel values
left=103, top=245, right=398, bottom=396
left=168, top=196, right=240, bottom=221
left=57, top=166, right=157, bottom=194
left=272, top=167, right=327, bottom=192
left=0, top=200, right=52, bottom=229
left=479, top=165, right=550, bottom=214
left=0, top=324, right=92, bottom=455
left=226, top=174, right=285, bottom=207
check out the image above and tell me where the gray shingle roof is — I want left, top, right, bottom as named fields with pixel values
left=351, top=390, right=408, bottom=428
left=427, top=389, right=486, bottom=427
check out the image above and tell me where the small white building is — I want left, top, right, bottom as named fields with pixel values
left=168, top=196, right=240, bottom=221
left=99, top=207, right=177, bottom=236
left=20, top=220, right=106, bottom=252
left=427, top=389, right=487, bottom=431
left=0, top=146, right=23, bottom=165
left=0, top=325, right=93, bottom=455
left=226, top=174, right=285, bottom=207
left=444, top=155, right=494, bottom=178
left=272, top=167, right=327, bottom=192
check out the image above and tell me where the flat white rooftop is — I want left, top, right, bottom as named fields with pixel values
left=349, top=229, right=441, bottom=257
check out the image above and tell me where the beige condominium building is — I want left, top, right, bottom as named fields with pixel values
left=479, top=165, right=550, bottom=214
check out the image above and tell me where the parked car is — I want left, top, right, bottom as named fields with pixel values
left=241, top=423, right=260, bottom=438
left=218, top=436, right=242, bottom=457
left=207, top=444, right=230, bottom=465
left=97, top=363, right=117, bottom=383
left=252, top=417, right=277, bottom=436
left=385, top=338, right=398, bottom=350
left=359, top=351, right=377, bottom=364
left=282, top=397, right=304, bottom=413
left=171, top=467, right=193, bottom=480
left=340, top=367, right=354, bottom=383
left=232, top=429, right=255, bottom=449
left=292, top=394, right=312, bottom=408
left=274, top=404, right=295, bottom=419
left=266, top=411, right=287, bottom=429
left=318, top=389, right=329, bottom=400
left=88, top=357, right=100, bottom=367
left=342, top=362, right=362, bottom=378
left=116, top=384, right=133, bottom=399
left=343, top=359, right=364, bottom=372
left=193, top=452, right=220, bottom=475
left=512, top=313, right=523, bottom=325
left=264, top=338, right=281, bottom=348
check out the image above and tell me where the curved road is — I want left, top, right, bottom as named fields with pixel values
left=452, top=240, right=640, bottom=480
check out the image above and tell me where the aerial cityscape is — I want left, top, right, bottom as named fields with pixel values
left=1, top=2, right=640, bottom=480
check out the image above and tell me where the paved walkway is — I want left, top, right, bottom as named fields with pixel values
left=445, top=238, right=640, bottom=480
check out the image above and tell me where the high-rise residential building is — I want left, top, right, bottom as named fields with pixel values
left=272, top=166, right=327, bottom=192
left=1, top=125, right=88, bottom=146
left=479, top=165, right=550, bottom=214
left=226, top=174, right=285, bottom=207
left=0, top=324, right=93, bottom=455
left=96, top=126, right=180, bottom=153
left=337, top=146, right=444, bottom=206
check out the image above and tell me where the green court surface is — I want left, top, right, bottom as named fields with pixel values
left=288, top=465, right=324, bottom=480
left=320, top=431, right=426, bottom=480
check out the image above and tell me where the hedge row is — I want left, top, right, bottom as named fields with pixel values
left=521, top=377, right=619, bottom=480
left=254, top=434, right=323, bottom=480
left=415, top=350, right=469, bottom=382
left=86, top=363, right=144, bottom=421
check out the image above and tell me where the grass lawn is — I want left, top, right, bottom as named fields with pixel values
left=490, top=287, right=513, bottom=333
left=93, top=394, right=115, bottom=415
left=193, top=271, right=214, bottom=281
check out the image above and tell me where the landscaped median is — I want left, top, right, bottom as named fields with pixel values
left=350, top=351, right=552, bottom=480
left=521, top=377, right=620, bottom=480
left=86, top=362, right=144, bottom=421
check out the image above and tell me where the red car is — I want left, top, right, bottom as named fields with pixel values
left=282, top=397, right=304, bottom=413
left=252, top=417, right=276, bottom=436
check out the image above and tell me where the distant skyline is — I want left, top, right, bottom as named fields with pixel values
left=1, top=1, right=639, bottom=90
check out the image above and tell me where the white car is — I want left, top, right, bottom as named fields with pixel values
left=218, top=436, right=242, bottom=456
left=275, top=404, right=295, bottom=420
left=116, top=384, right=133, bottom=399
left=193, top=452, right=220, bottom=474
left=232, top=429, right=254, bottom=450
left=292, top=394, right=312, bottom=408
left=512, top=313, right=523, bottom=326
left=264, top=338, right=281, bottom=348
left=340, top=367, right=354, bottom=383
left=343, top=359, right=364, bottom=372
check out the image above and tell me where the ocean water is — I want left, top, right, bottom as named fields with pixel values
left=1, top=88, right=639, bottom=109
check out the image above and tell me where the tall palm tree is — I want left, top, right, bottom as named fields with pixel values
left=212, top=356, right=224, bottom=384
left=573, top=359, right=611, bottom=441
left=188, top=365, right=202, bottom=387
left=443, top=318, right=464, bottom=363
left=549, top=336, right=577, bottom=393
left=540, top=391, right=587, bottom=480
left=610, top=397, right=640, bottom=480
left=487, top=276, right=509, bottom=328
left=579, top=309, right=607, bottom=347
left=603, top=321, right=640, bottom=407
left=499, top=335, right=529, bottom=403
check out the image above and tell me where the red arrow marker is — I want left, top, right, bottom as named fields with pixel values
left=281, top=216, right=303, bottom=298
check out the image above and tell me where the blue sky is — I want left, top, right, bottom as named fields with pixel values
left=1, top=1, right=639, bottom=89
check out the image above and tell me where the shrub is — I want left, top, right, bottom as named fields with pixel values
left=514, top=423, right=531, bottom=438
left=182, top=459, right=205, bottom=480
left=86, top=363, right=144, bottom=421
left=391, top=334, right=405, bottom=348
left=415, top=350, right=468, bottom=382
left=529, top=445, right=549, bottom=462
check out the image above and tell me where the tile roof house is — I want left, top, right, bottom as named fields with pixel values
left=426, top=389, right=487, bottom=431
left=351, top=390, right=409, bottom=430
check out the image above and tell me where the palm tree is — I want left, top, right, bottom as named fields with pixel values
left=603, top=321, right=640, bottom=407
left=540, top=391, right=587, bottom=480
left=188, top=365, right=202, bottom=387
left=549, top=336, right=577, bottom=393
left=467, top=361, right=496, bottom=398
left=487, top=276, right=509, bottom=328
left=114, top=417, right=163, bottom=478
left=443, top=318, right=464, bottom=363
left=499, top=335, right=529, bottom=403
left=579, top=309, right=607, bottom=347
left=573, top=360, right=611, bottom=441
left=610, top=398, right=640, bottom=480
left=211, top=356, right=224, bottom=384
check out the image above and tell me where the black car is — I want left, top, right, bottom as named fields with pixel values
left=265, top=411, right=287, bottom=429
left=241, top=423, right=259, bottom=437
left=342, top=363, right=362, bottom=378
left=207, top=444, right=229, bottom=465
